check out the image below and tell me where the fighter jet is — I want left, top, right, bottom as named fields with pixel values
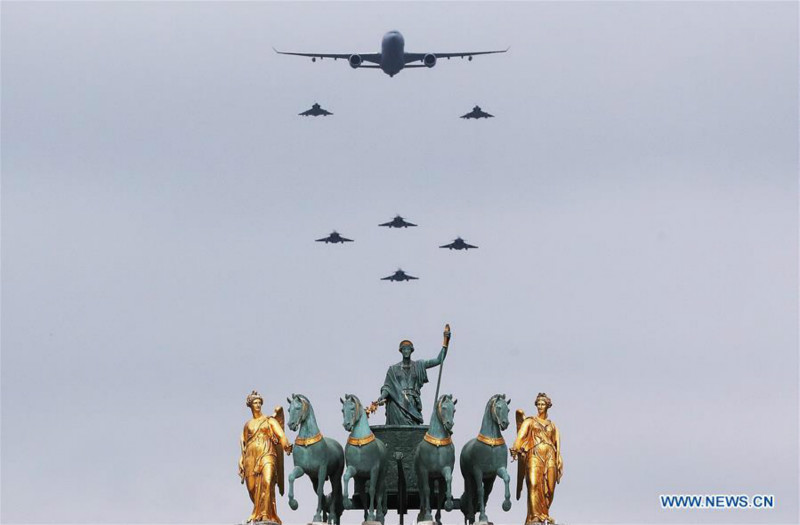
left=379, top=215, right=417, bottom=228
left=274, top=31, right=508, bottom=78
left=299, top=103, right=333, bottom=117
left=440, top=237, right=478, bottom=250
left=381, top=269, right=419, bottom=281
left=316, top=231, right=353, bottom=244
left=460, top=106, right=494, bottom=119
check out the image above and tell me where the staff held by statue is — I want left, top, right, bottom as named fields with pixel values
left=433, top=323, right=451, bottom=406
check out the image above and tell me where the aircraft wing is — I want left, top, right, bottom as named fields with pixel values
left=440, top=242, right=455, bottom=249
left=315, top=237, right=330, bottom=242
left=341, top=237, right=354, bottom=242
left=273, top=48, right=382, bottom=64
left=464, top=242, right=479, bottom=249
left=404, top=221, right=418, bottom=227
left=406, top=274, right=419, bottom=280
left=381, top=275, right=395, bottom=281
left=300, top=109, right=314, bottom=116
left=379, top=221, right=395, bottom=227
left=478, top=111, right=494, bottom=118
left=404, top=48, right=509, bottom=64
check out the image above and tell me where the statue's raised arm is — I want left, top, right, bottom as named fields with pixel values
left=423, top=324, right=451, bottom=369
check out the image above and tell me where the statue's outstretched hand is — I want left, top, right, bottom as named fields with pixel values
left=366, top=399, right=385, bottom=417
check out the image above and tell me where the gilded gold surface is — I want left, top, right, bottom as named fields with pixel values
left=365, top=399, right=384, bottom=418
left=346, top=433, right=376, bottom=446
left=239, top=391, right=293, bottom=524
left=477, top=433, right=505, bottom=446
left=423, top=432, right=453, bottom=447
left=294, top=432, right=324, bottom=447
left=510, top=394, right=563, bottom=524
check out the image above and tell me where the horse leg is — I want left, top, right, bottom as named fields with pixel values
left=463, top=473, right=476, bottom=524
left=288, top=466, right=304, bottom=511
left=434, top=478, right=443, bottom=525
left=313, top=464, right=328, bottom=523
left=376, top=469, right=387, bottom=524
left=367, top=465, right=380, bottom=522
left=497, top=467, right=512, bottom=512
left=443, top=466, right=454, bottom=512
left=484, top=476, right=496, bottom=506
left=419, top=468, right=431, bottom=522
left=474, top=469, right=488, bottom=524
left=342, top=466, right=356, bottom=510
left=357, top=479, right=368, bottom=523
left=329, top=468, right=343, bottom=525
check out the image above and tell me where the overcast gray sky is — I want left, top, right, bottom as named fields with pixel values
left=2, top=2, right=798, bottom=524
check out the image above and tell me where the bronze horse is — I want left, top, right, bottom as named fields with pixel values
left=287, top=394, right=344, bottom=524
left=341, top=394, right=388, bottom=524
left=414, top=394, right=457, bottom=523
left=459, top=394, right=513, bottom=524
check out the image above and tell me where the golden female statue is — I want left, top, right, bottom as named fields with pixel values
left=238, top=391, right=293, bottom=524
left=510, top=393, right=563, bottom=524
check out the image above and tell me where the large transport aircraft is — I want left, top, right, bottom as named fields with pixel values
left=274, top=31, right=508, bottom=78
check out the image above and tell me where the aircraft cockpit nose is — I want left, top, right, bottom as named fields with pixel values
left=383, top=30, right=404, bottom=42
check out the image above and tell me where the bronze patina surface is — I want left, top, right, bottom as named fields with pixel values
left=371, top=325, right=451, bottom=425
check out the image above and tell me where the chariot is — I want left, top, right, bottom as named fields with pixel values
left=348, top=425, right=460, bottom=525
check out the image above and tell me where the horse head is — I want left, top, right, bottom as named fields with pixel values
left=340, top=393, right=363, bottom=432
left=287, top=393, right=310, bottom=432
left=436, top=394, right=457, bottom=434
left=488, top=394, right=510, bottom=431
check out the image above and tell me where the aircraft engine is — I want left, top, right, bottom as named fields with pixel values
left=349, top=54, right=363, bottom=68
left=423, top=53, right=437, bottom=68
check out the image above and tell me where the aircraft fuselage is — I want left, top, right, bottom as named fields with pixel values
left=381, top=31, right=405, bottom=77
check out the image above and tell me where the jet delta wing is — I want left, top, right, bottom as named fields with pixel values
left=379, top=215, right=417, bottom=228
left=381, top=269, right=419, bottom=281
left=275, top=31, right=508, bottom=78
left=300, top=103, right=333, bottom=117
left=316, top=231, right=353, bottom=243
left=461, top=106, right=494, bottom=119
left=440, top=237, right=478, bottom=250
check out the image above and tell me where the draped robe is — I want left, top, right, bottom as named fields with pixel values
left=380, top=360, right=429, bottom=425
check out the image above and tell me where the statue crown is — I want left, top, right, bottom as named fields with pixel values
left=246, top=390, right=263, bottom=408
